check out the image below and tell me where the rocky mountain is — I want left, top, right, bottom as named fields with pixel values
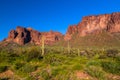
left=3, top=12, right=120, bottom=46
left=64, top=12, right=120, bottom=40
left=4, top=26, right=63, bottom=45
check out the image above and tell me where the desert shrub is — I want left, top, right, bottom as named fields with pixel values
left=0, top=65, right=8, bottom=73
left=19, top=64, right=37, bottom=73
left=94, top=50, right=106, bottom=59
left=54, top=71, right=76, bottom=80
left=0, top=50, right=19, bottom=63
left=51, top=67, right=63, bottom=77
left=72, top=64, right=83, bottom=70
left=38, top=65, right=52, bottom=80
left=98, top=49, right=119, bottom=59
left=106, top=49, right=118, bottom=57
left=101, top=61, right=120, bottom=75
left=79, top=49, right=99, bottom=58
left=0, top=52, right=6, bottom=63
left=85, top=66, right=106, bottom=80
left=39, top=69, right=52, bottom=80
left=115, top=53, right=120, bottom=62
left=25, top=48, right=42, bottom=61
left=115, top=56, right=120, bottom=62
left=25, top=75, right=36, bottom=80
left=86, top=60, right=101, bottom=67
left=86, top=50, right=96, bottom=58
left=98, top=54, right=107, bottom=59
left=0, top=77, right=9, bottom=80
left=44, top=65, right=77, bottom=80
left=80, top=50, right=89, bottom=57
left=60, top=48, right=81, bottom=57
left=45, top=47, right=61, bottom=55
left=92, top=54, right=100, bottom=59
left=13, top=62, right=25, bottom=70
left=43, top=53, right=65, bottom=65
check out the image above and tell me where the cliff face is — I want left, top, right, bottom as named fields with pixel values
left=5, top=26, right=63, bottom=45
left=64, top=25, right=78, bottom=40
left=4, top=12, right=120, bottom=45
left=64, top=12, right=120, bottom=40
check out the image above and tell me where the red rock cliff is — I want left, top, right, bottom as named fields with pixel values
left=5, top=26, right=63, bottom=45
left=5, top=12, right=120, bottom=43
left=64, top=12, right=120, bottom=40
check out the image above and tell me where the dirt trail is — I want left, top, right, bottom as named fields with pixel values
left=0, top=70, right=14, bottom=78
left=76, top=71, right=96, bottom=80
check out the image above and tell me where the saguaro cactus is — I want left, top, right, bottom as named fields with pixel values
left=77, top=48, right=80, bottom=56
left=41, top=35, right=45, bottom=56
left=67, top=40, right=70, bottom=54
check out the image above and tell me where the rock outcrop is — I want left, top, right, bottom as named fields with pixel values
left=64, top=25, right=78, bottom=40
left=64, top=12, right=120, bottom=40
left=4, top=12, right=120, bottom=44
left=5, top=26, right=63, bottom=45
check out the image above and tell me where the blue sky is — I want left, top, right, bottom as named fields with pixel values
left=0, top=0, right=120, bottom=41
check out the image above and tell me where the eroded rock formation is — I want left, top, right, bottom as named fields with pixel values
left=5, top=12, right=120, bottom=44
left=64, top=12, right=120, bottom=40
left=5, top=26, right=63, bottom=45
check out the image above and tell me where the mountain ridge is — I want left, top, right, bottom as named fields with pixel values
left=3, top=12, right=120, bottom=46
left=4, top=26, right=63, bottom=45
left=64, top=12, right=120, bottom=40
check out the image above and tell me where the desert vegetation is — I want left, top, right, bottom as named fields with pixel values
left=0, top=43, right=120, bottom=80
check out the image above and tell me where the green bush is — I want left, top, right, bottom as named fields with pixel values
left=85, top=66, right=106, bottom=80
left=26, top=75, right=36, bottom=80
left=0, top=50, right=19, bottom=63
left=101, top=61, right=120, bottom=75
left=115, top=53, right=120, bottom=62
left=25, top=48, right=42, bottom=61
left=19, top=64, right=37, bottom=73
left=106, top=49, right=118, bottom=57
left=44, top=53, right=65, bottom=65
left=39, top=69, right=52, bottom=80
left=115, top=56, right=120, bottom=62
left=86, top=60, right=101, bottom=67
left=0, top=65, right=8, bottom=73
left=54, top=71, right=76, bottom=80
left=13, top=62, right=25, bottom=70
left=72, top=64, right=83, bottom=70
